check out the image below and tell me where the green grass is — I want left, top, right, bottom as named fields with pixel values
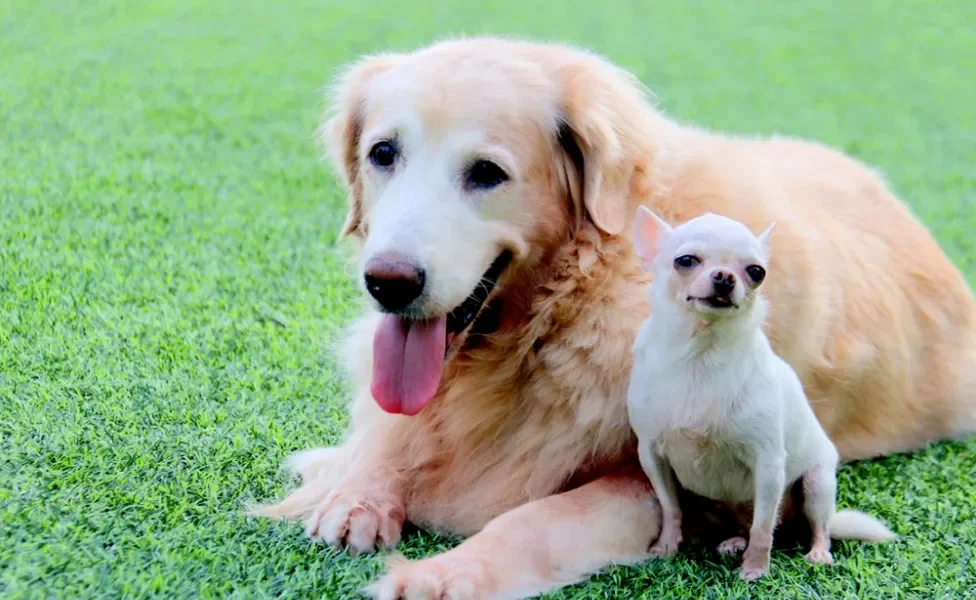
left=2, top=1, right=975, bottom=598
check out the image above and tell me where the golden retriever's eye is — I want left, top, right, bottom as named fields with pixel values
left=466, top=160, right=509, bottom=190
left=674, top=255, right=700, bottom=270
left=368, top=141, right=397, bottom=169
left=746, top=265, right=766, bottom=284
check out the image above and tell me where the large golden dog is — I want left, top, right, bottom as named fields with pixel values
left=258, top=38, right=976, bottom=599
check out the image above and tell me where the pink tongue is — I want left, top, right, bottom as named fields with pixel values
left=371, top=315, right=447, bottom=416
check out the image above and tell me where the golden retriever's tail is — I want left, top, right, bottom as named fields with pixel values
left=829, top=509, right=896, bottom=542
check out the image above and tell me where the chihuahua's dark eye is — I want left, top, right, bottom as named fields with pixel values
left=368, top=141, right=397, bottom=169
left=466, top=159, right=509, bottom=189
left=674, top=255, right=700, bottom=270
left=746, top=265, right=766, bottom=284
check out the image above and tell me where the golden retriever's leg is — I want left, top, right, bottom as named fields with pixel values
left=251, top=393, right=409, bottom=555
left=367, top=473, right=660, bottom=600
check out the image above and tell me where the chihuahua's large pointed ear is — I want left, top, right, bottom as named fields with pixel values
left=556, top=54, right=657, bottom=236
left=320, top=54, right=401, bottom=240
left=632, top=206, right=672, bottom=270
left=757, top=222, right=776, bottom=259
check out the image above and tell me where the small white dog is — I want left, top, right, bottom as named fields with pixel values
left=627, top=207, right=894, bottom=581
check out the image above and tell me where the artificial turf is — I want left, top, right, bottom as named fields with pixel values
left=2, top=1, right=975, bottom=598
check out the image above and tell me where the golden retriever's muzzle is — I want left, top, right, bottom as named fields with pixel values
left=369, top=251, right=511, bottom=417
left=364, top=253, right=427, bottom=313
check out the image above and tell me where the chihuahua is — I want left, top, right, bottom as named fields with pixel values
left=627, top=208, right=894, bottom=581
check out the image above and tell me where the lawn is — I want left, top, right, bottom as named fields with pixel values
left=2, top=0, right=975, bottom=598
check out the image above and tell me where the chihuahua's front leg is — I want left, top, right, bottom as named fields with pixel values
left=740, top=453, right=786, bottom=581
left=637, top=436, right=682, bottom=557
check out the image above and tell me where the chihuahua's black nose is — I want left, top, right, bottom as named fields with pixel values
left=711, top=269, right=736, bottom=297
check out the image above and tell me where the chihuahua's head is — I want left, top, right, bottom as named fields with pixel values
left=632, top=207, right=774, bottom=321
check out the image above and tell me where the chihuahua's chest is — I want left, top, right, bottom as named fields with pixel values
left=657, top=429, right=756, bottom=505
left=628, top=341, right=749, bottom=434
left=629, top=321, right=764, bottom=505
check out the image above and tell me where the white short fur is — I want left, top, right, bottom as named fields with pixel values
left=626, top=207, right=894, bottom=581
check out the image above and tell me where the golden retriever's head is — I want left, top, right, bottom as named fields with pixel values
left=322, top=38, right=661, bottom=415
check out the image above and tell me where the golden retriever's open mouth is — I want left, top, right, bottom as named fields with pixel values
left=371, top=251, right=511, bottom=416
left=444, top=251, right=512, bottom=347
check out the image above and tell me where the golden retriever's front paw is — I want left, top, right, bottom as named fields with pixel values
left=305, top=490, right=404, bottom=556
left=366, top=555, right=486, bottom=600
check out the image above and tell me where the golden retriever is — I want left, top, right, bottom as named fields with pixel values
left=256, top=37, right=976, bottom=599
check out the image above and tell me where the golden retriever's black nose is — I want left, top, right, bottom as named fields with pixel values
left=364, top=254, right=425, bottom=311
left=711, top=269, right=736, bottom=297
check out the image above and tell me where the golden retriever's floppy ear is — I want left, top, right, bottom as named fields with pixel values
left=320, top=54, right=400, bottom=240
left=556, top=55, right=657, bottom=236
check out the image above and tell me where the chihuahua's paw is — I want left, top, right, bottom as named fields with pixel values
left=717, top=536, right=747, bottom=555
left=366, top=555, right=484, bottom=600
left=648, top=532, right=682, bottom=558
left=739, top=552, right=770, bottom=581
left=739, top=541, right=771, bottom=582
left=805, top=548, right=834, bottom=565
left=739, top=564, right=769, bottom=582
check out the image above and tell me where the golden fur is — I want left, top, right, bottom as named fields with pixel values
left=256, top=38, right=976, bottom=599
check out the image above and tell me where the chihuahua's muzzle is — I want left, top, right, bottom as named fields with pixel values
left=711, top=269, right=736, bottom=298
